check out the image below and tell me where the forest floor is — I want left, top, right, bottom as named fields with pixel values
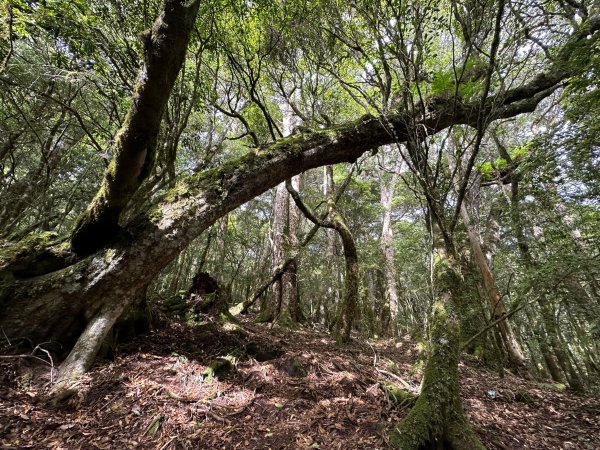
left=1, top=317, right=599, bottom=450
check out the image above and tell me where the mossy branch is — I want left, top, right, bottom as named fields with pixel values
left=70, top=0, right=202, bottom=256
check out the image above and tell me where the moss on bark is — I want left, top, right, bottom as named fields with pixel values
left=390, top=300, right=485, bottom=450
left=381, top=381, right=417, bottom=407
left=390, top=247, right=485, bottom=450
left=70, top=0, right=201, bottom=255
left=0, top=232, right=72, bottom=279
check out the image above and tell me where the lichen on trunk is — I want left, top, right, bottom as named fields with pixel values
left=390, top=236, right=484, bottom=449
left=48, top=300, right=127, bottom=404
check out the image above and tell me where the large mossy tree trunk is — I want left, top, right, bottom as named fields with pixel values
left=0, top=106, right=408, bottom=401
left=390, top=224, right=485, bottom=450
left=70, top=0, right=201, bottom=256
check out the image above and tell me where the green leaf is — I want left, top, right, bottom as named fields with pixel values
left=431, top=70, right=454, bottom=94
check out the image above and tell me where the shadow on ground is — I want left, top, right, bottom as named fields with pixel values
left=1, top=318, right=599, bottom=449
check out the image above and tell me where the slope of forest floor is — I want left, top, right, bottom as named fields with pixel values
left=1, top=318, right=599, bottom=449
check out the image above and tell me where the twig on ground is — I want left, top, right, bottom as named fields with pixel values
left=32, top=342, right=56, bottom=383
left=367, top=340, right=415, bottom=392
left=374, top=367, right=416, bottom=393
left=2, top=327, right=11, bottom=346
left=157, top=436, right=176, bottom=450
left=367, top=341, right=379, bottom=366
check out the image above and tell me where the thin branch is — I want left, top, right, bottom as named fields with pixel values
left=450, top=0, right=506, bottom=233
left=461, top=298, right=534, bottom=351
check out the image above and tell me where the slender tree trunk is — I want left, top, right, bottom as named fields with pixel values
left=167, top=249, right=188, bottom=296
left=211, top=215, right=230, bottom=315
left=323, top=166, right=336, bottom=324
left=509, top=179, right=584, bottom=390
left=285, top=180, right=359, bottom=343
left=270, top=102, right=302, bottom=326
left=380, top=154, right=402, bottom=335
left=282, top=176, right=302, bottom=323
left=524, top=306, right=565, bottom=383
left=447, top=141, right=527, bottom=369
left=365, top=269, right=378, bottom=335
left=553, top=200, right=600, bottom=340
left=537, top=300, right=585, bottom=391
left=271, top=175, right=302, bottom=326
left=266, top=182, right=288, bottom=323
left=460, top=202, right=528, bottom=369
left=328, top=201, right=359, bottom=344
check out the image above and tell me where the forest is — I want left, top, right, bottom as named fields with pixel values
left=0, top=0, right=599, bottom=448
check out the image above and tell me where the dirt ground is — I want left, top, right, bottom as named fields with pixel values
left=1, top=319, right=599, bottom=449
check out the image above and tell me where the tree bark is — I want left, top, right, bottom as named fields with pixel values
left=267, top=182, right=288, bottom=323
left=328, top=202, right=359, bottom=344
left=282, top=176, right=302, bottom=323
left=390, top=221, right=484, bottom=449
left=70, top=0, right=201, bottom=255
left=508, top=173, right=584, bottom=390
left=460, top=201, right=528, bottom=369
left=49, top=299, right=127, bottom=403
left=321, top=166, right=337, bottom=324
left=380, top=153, right=402, bottom=335
left=446, top=140, right=528, bottom=369
left=285, top=180, right=359, bottom=343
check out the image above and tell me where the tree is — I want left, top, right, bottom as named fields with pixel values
left=379, top=150, right=403, bottom=335
left=1, top=0, right=599, bottom=446
left=286, top=174, right=359, bottom=343
left=70, top=0, right=201, bottom=255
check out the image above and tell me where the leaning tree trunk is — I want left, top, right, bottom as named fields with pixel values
left=460, top=201, right=528, bottom=369
left=390, top=222, right=484, bottom=449
left=50, top=300, right=128, bottom=403
left=70, top=0, right=201, bottom=255
left=446, top=140, right=528, bottom=370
